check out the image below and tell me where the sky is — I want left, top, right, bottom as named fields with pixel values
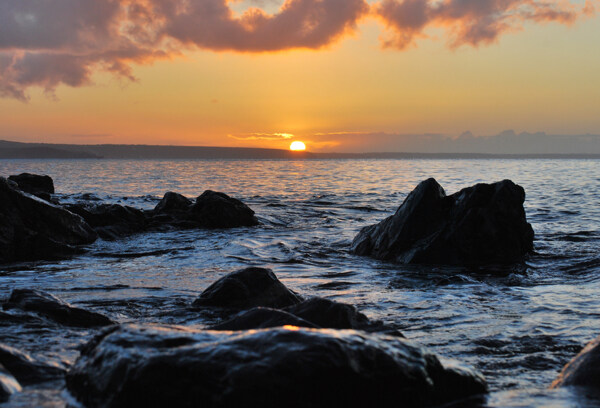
left=0, top=0, right=599, bottom=152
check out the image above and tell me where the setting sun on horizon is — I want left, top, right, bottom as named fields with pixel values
left=290, top=141, right=307, bottom=151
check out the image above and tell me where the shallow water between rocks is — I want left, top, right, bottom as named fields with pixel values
left=0, top=158, right=599, bottom=407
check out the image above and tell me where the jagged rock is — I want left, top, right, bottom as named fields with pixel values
left=193, top=267, right=302, bottom=309
left=0, top=177, right=97, bottom=263
left=66, top=324, right=487, bottom=408
left=3, top=289, right=114, bottom=328
left=0, top=364, right=21, bottom=403
left=190, top=190, right=259, bottom=228
left=65, top=203, right=146, bottom=240
left=154, top=192, right=192, bottom=214
left=209, top=307, right=318, bottom=331
left=551, top=335, right=600, bottom=389
left=350, top=178, right=534, bottom=265
left=0, top=343, right=65, bottom=385
left=8, top=173, right=54, bottom=197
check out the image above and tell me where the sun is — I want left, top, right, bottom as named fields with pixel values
left=290, top=141, right=306, bottom=151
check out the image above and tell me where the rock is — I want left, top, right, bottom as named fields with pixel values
left=193, top=267, right=302, bottom=310
left=0, top=343, right=65, bottom=385
left=65, top=203, right=146, bottom=240
left=190, top=190, right=259, bottom=228
left=3, top=289, right=114, bottom=328
left=66, top=324, right=487, bottom=408
left=350, top=178, right=534, bottom=265
left=284, top=297, right=399, bottom=334
left=0, top=364, right=21, bottom=403
left=8, top=173, right=54, bottom=196
left=551, top=335, right=600, bottom=389
left=154, top=192, right=192, bottom=214
left=0, top=177, right=97, bottom=263
left=209, top=307, right=318, bottom=331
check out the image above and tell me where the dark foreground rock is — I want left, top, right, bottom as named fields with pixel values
left=8, top=173, right=54, bottom=199
left=190, top=190, right=259, bottom=228
left=65, top=203, right=147, bottom=240
left=0, top=343, right=65, bottom=385
left=193, top=267, right=302, bottom=309
left=0, top=177, right=97, bottom=263
left=66, top=324, right=487, bottom=408
left=350, top=178, right=534, bottom=265
left=551, top=335, right=600, bottom=389
left=0, top=365, right=21, bottom=403
left=3, top=289, right=114, bottom=328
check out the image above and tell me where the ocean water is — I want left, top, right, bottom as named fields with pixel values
left=1, top=158, right=599, bottom=407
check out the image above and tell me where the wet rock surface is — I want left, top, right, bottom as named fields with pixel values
left=66, top=324, right=487, bottom=408
left=189, top=190, right=259, bottom=228
left=0, top=364, right=21, bottom=403
left=350, top=178, right=534, bottom=265
left=551, top=335, right=600, bottom=389
left=193, top=267, right=302, bottom=309
left=153, top=192, right=192, bottom=214
left=284, top=297, right=400, bottom=334
left=3, top=289, right=115, bottom=328
left=0, top=177, right=97, bottom=263
left=209, top=307, right=318, bottom=330
left=0, top=343, right=65, bottom=385
left=65, top=203, right=147, bottom=240
left=8, top=173, right=54, bottom=198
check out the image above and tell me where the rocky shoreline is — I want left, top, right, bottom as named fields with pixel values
left=0, top=173, right=596, bottom=406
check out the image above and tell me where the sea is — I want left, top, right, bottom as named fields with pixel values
left=0, top=158, right=599, bottom=407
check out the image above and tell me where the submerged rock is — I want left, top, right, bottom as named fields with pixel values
left=209, top=307, right=318, bottom=331
left=3, top=289, right=114, bottom=328
left=8, top=173, right=54, bottom=198
left=0, top=343, right=65, bottom=385
left=350, top=178, right=534, bottom=265
left=190, top=190, right=259, bottom=228
left=193, top=267, right=302, bottom=309
left=65, top=203, right=147, bottom=240
left=66, top=324, right=487, bottom=408
left=551, top=335, right=600, bottom=389
left=0, top=364, right=21, bottom=403
left=0, top=177, right=97, bottom=263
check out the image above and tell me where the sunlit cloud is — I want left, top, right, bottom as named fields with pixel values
left=228, top=132, right=295, bottom=141
left=0, top=0, right=596, bottom=100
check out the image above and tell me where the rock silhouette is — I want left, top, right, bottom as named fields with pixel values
left=3, top=289, right=114, bottom=328
left=351, top=178, right=534, bottom=265
left=0, top=177, right=97, bottom=263
left=193, top=267, right=301, bottom=309
left=66, top=324, right=487, bottom=408
left=8, top=173, right=54, bottom=200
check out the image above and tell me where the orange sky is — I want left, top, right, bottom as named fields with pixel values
left=0, top=0, right=599, bottom=152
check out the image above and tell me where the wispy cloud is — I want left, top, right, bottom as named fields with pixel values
left=228, top=132, right=295, bottom=141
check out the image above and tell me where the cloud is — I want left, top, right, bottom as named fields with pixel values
left=0, top=0, right=595, bottom=100
left=228, top=132, right=295, bottom=141
left=375, top=0, right=595, bottom=49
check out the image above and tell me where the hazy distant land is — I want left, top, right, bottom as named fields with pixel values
left=1, top=133, right=600, bottom=160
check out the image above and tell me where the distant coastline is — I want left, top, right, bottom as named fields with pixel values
left=1, top=139, right=599, bottom=160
